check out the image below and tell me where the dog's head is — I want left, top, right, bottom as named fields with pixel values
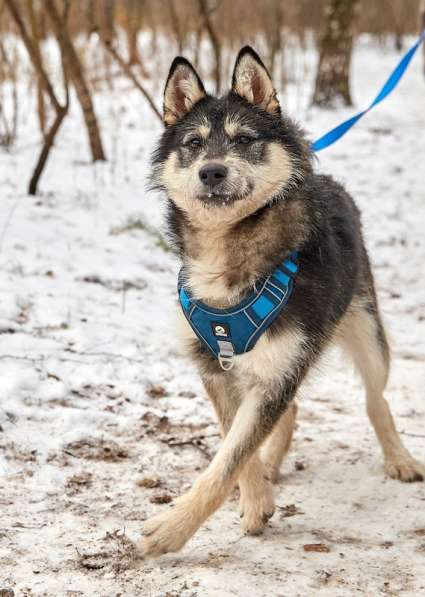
left=151, top=47, right=312, bottom=227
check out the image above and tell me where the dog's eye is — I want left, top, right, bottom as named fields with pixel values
left=235, top=135, right=253, bottom=145
left=186, top=137, right=202, bottom=149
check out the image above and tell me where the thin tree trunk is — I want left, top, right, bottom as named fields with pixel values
left=197, top=0, right=221, bottom=93
left=268, top=0, right=283, bottom=78
left=124, top=0, right=140, bottom=62
left=388, top=0, right=403, bottom=52
left=421, top=0, right=425, bottom=78
left=44, top=0, right=106, bottom=161
left=127, top=24, right=139, bottom=65
left=123, top=0, right=148, bottom=77
left=5, top=0, right=69, bottom=194
left=101, top=0, right=115, bottom=45
left=167, top=0, right=184, bottom=54
left=29, top=100, right=68, bottom=195
left=0, top=42, right=19, bottom=147
left=85, top=0, right=97, bottom=37
left=6, top=0, right=61, bottom=112
left=193, top=26, right=203, bottom=70
left=312, top=0, right=359, bottom=108
left=26, top=0, right=47, bottom=138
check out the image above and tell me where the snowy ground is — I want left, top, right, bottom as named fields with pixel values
left=1, top=37, right=425, bottom=596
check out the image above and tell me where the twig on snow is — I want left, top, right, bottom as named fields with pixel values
left=400, top=431, right=425, bottom=439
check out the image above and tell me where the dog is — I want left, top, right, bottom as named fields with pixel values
left=139, top=46, right=424, bottom=557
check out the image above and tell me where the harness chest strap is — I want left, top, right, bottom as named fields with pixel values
left=178, top=252, right=299, bottom=371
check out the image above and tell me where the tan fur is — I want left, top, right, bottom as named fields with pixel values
left=140, top=322, right=306, bottom=557
left=174, top=306, right=198, bottom=347
left=238, top=327, right=306, bottom=383
left=238, top=453, right=275, bottom=534
left=224, top=114, right=241, bottom=137
left=336, top=303, right=425, bottom=481
left=176, top=306, right=306, bottom=385
left=186, top=227, right=231, bottom=303
left=162, top=142, right=294, bottom=306
left=139, top=387, right=264, bottom=556
left=202, top=372, right=236, bottom=435
left=233, top=53, right=280, bottom=114
left=163, top=65, right=206, bottom=125
left=174, top=323, right=303, bottom=535
left=183, top=120, right=211, bottom=143
left=161, top=142, right=293, bottom=238
left=261, top=401, right=298, bottom=483
left=223, top=115, right=257, bottom=138
left=163, top=110, right=179, bottom=127
left=183, top=197, right=309, bottom=308
left=139, top=460, right=236, bottom=556
left=197, top=123, right=211, bottom=138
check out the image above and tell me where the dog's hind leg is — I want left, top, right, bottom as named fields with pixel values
left=261, top=401, right=298, bottom=483
left=337, top=302, right=424, bottom=482
left=237, top=452, right=276, bottom=535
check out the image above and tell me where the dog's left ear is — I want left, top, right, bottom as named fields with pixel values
left=231, top=46, right=280, bottom=115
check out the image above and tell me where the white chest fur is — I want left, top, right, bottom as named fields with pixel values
left=185, top=231, right=238, bottom=304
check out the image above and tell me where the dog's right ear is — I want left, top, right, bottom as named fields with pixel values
left=163, top=57, right=207, bottom=126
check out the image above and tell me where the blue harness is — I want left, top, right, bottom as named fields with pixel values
left=178, top=252, right=299, bottom=370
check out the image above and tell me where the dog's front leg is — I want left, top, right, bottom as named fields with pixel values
left=204, top=372, right=275, bottom=535
left=139, top=374, right=303, bottom=558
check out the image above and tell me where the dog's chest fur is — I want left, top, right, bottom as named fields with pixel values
left=181, top=197, right=309, bottom=308
left=185, top=227, right=232, bottom=304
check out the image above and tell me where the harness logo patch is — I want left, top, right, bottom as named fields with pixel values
left=211, top=322, right=230, bottom=338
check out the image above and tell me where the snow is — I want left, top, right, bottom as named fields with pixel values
left=0, top=36, right=424, bottom=596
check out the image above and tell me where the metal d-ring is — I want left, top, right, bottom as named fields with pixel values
left=217, top=340, right=235, bottom=371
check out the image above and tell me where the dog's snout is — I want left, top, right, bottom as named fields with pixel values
left=199, top=163, right=228, bottom=188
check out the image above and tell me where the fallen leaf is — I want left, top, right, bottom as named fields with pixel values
left=147, top=384, right=168, bottom=398
left=149, top=492, right=172, bottom=504
left=303, top=543, right=330, bottom=553
left=136, top=476, right=161, bottom=489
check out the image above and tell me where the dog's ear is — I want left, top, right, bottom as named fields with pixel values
left=163, top=57, right=207, bottom=126
left=231, top=46, right=280, bottom=115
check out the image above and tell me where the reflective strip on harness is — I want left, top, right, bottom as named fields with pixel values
left=251, top=295, right=275, bottom=318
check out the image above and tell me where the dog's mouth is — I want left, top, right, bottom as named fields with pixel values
left=197, top=184, right=253, bottom=207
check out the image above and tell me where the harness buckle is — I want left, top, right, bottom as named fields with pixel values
left=217, top=340, right=235, bottom=371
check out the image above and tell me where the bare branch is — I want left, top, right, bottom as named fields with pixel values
left=44, top=0, right=106, bottom=161
left=102, top=40, right=162, bottom=122
left=5, top=0, right=62, bottom=112
left=5, top=0, right=70, bottom=194
left=197, top=0, right=221, bottom=93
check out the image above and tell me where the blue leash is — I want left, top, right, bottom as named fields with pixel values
left=311, top=31, right=425, bottom=153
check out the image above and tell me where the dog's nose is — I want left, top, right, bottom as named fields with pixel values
left=199, top=163, right=228, bottom=188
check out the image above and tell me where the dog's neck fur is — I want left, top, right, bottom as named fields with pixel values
left=172, top=191, right=311, bottom=308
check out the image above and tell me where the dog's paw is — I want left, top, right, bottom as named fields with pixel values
left=239, top=482, right=275, bottom=536
left=385, top=457, right=425, bottom=482
left=138, top=503, right=197, bottom=558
